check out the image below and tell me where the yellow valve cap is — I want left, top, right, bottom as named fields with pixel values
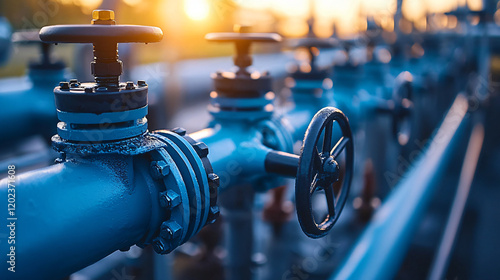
left=233, top=24, right=251, bottom=33
left=92, top=10, right=115, bottom=24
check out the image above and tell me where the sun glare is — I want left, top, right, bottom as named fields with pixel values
left=184, top=0, right=210, bottom=21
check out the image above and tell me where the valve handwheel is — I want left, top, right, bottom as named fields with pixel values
left=205, top=25, right=281, bottom=76
left=295, top=107, right=354, bottom=238
left=39, top=10, right=162, bottom=44
left=39, top=10, right=162, bottom=88
left=391, top=72, right=414, bottom=146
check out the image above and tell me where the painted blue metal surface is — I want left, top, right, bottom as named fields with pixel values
left=0, top=154, right=160, bottom=279
left=0, top=16, right=12, bottom=65
left=332, top=95, right=470, bottom=280
left=191, top=116, right=292, bottom=193
left=0, top=66, right=70, bottom=143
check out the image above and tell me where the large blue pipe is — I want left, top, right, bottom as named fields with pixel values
left=332, top=95, right=469, bottom=280
left=0, top=154, right=160, bottom=280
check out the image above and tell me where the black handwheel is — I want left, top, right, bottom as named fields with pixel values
left=295, top=107, right=354, bottom=238
left=39, top=9, right=162, bottom=44
left=39, top=10, right=162, bottom=88
left=392, top=72, right=414, bottom=146
left=205, top=25, right=281, bottom=76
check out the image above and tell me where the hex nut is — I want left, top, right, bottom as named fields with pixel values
left=150, top=160, right=170, bottom=179
left=160, top=221, right=182, bottom=240
left=171, top=127, right=186, bottom=136
left=125, top=81, right=135, bottom=90
left=207, top=206, right=220, bottom=224
left=152, top=237, right=169, bottom=254
left=59, top=82, right=70, bottom=90
left=193, top=142, right=209, bottom=158
left=138, top=80, right=147, bottom=87
left=208, top=173, right=220, bottom=188
left=159, top=190, right=181, bottom=209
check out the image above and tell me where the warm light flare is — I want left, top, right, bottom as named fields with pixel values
left=184, top=0, right=210, bottom=21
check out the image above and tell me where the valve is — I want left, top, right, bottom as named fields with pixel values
left=287, top=25, right=337, bottom=84
left=12, top=29, right=65, bottom=70
left=206, top=24, right=281, bottom=77
left=205, top=25, right=281, bottom=103
left=265, top=107, right=354, bottom=238
left=39, top=9, right=163, bottom=142
left=375, top=71, right=414, bottom=146
left=39, top=10, right=218, bottom=254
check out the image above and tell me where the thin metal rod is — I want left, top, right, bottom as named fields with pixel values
left=428, top=122, right=485, bottom=280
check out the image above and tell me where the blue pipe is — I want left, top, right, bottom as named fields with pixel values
left=0, top=154, right=161, bottom=280
left=332, top=95, right=470, bottom=280
left=0, top=67, right=69, bottom=143
left=191, top=121, right=276, bottom=192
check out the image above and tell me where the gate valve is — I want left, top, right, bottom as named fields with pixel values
left=12, top=30, right=65, bottom=70
left=39, top=9, right=163, bottom=142
left=39, top=11, right=220, bottom=256
left=374, top=71, right=414, bottom=146
left=287, top=28, right=338, bottom=84
left=264, top=107, right=354, bottom=238
left=205, top=25, right=281, bottom=101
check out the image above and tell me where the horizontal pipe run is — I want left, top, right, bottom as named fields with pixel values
left=332, top=95, right=470, bottom=280
left=0, top=155, right=156, bottom=279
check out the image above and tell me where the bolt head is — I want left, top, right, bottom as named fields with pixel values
left=59, top=82, right=69, bottom=90
left=207, top=206, right=220, bottom=224
left=208, top=173, right=220, bottom=188
left=159, top=190, right=181, bottom=209
left=125, top=81, right=135, bottom=90
left=160, top=221, right=182, bottom=240
left=151, top=160, right=170, bottom=179
left=138, top=80, right=147, bottom=87
left=193, top=142, right=209, bottom=158
left=152, top=237, right=169, bottom=254
left=171, top=127, right=186, bottom=136
left=234, top=24, right=251, bottom=33
left=92, top=10, right=115, bottom=21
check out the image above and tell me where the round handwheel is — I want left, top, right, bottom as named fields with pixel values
left=39, top=10, right=163, bottom=89
left=39, top=10, right=162, bottom=44
left=392, top=72, right=414, bottom=146
left=206, top=25, right=281, bottom=74
left=295, top=107, right=354, bottom=238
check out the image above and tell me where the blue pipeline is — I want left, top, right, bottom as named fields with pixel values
left=191, top=120, right=283, bottom=193
left=332, top=95, right=470, bottom=280
left=0, top=67, right=69, bottom=143
left=0, top=154, right=163, bottom=280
